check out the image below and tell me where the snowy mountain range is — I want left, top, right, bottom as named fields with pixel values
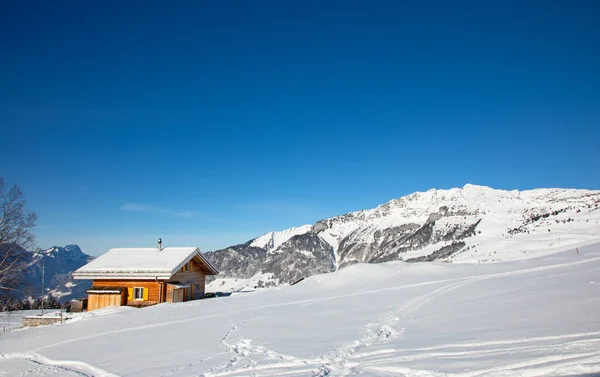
left=13, top=184, right=600, bottom=300
left=17, top=245, right=94, bottom=302
left=205, top=184, right=600, bottom=290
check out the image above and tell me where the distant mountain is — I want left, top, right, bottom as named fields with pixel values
left=20, top=245, right=94, bottom=302
left=205, top=184, right=600, bottom=290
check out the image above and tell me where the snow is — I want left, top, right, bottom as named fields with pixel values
left=72, top=247, right=217, bottom=280
left=318, top=232, right=340, bottom=270
left=314, top=184, right=600, bottom=265
left=0, top=310, right=70, bottom=333
left=206, top=272, right=277, bottom=292
left=0, top=311, right=35, bottom=332
left=48, top=282, right=78, bottom=300
left=250, top=225, right=313, bottom=252
left=2, top=243, right=600, bottom=376
left=295, top=249, right=315, bottom=258
left=234, top=186, right=600, bottom=286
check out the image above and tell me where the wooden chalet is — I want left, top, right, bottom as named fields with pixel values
left=73, top=240, right=218, bottom=311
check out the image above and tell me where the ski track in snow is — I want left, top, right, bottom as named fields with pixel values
left=3, top=254, right=599, bottom=376
left=0, top=351, right=118, bottom=377
left=201, top=255, right=600, bottom=377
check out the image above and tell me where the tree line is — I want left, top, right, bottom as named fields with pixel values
left=0, top=293, right=66, bottom=312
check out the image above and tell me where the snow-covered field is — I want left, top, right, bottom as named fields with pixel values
left=0, top=310, right=70, bottom=333
left=0, top=311, right=35, bottom=333
left=1, top=243, right=600, bottom=377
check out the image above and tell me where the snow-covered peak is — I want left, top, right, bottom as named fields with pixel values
left=249, top=225, right=313, bottom=252
left=36, top=245, right=85, bottom=259
left=363, top=185, right=594, bottom=217
left=208, top=184, right=600, bottom=288
left=315, top=185, right=600, bottom=248
left=462, top=183, right=496, bottom=191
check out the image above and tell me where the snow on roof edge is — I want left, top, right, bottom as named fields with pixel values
left=73, top=246, right=218, bottom=279
left=196, top=250, right=219, bottom=275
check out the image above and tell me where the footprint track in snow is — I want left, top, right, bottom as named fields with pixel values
left=10, top=255, right=599, bottom=377
left=207, top=256, right=600, bottom=376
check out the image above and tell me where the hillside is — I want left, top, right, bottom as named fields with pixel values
left=206, top=184, right=600, bottom=290
left=1, top=243, right=599, bottom=376
left=10, top=245, right=94, bottom=303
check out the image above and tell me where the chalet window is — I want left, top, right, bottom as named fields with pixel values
left=182, top=262, right=191, bottom=272
left=134, top=287, right=144, bottom=300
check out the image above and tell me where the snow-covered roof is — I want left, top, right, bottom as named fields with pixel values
left=73, top=247, right=218, bottom=280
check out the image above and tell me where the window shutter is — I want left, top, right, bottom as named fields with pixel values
left=143, top=287, right=149, bottom=301
left=127, top=288, right=133, bottom=301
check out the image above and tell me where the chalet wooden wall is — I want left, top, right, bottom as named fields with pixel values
left=168, top=270, right=207, bottom=300
left=195, top=274, right=206, bottom=297
left=88, top=293, right=125, bottom=311
left=92, top=280, right=162, bottom=303
left=169, top=270, right=204, bottom=283
left=166, top=284, right=174, bottom=303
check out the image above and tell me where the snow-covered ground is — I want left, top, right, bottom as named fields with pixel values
left=0, top=309, right=71, bottom=333
left=0, top=310, right=37, bottom=333
left=1, top=243, right=600, bottom=377
left=207, top=272, right=277, bottom=292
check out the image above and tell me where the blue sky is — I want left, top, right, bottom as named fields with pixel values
left=1, top=1, right=599, bottom=256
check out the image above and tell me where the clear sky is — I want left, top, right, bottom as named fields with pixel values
left=1, top=1, right=599, bottom=256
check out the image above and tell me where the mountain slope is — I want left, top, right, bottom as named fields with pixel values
left=249, top=225, right=313, bottom=253
left=20, top=245, right=94, bottom=302
left=206, top=184, right=600, bottom=290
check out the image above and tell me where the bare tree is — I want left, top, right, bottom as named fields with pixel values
left=0, top=178, right=37, bottom=299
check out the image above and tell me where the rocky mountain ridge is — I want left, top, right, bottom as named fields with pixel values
left=12, top=245, right=94, bottom=302
left=205, top=184, right=600, bottom=290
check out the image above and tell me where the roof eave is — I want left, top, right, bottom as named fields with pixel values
left=196, top=251, right=219, bottom=275
left=73, top=272, right=174, bottom=280
left=167, top=249, right=219, bottom=276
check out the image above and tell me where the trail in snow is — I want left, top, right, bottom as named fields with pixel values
left=207, top=277, right=490, bottom=377
left=0, top=352, right=118, bottom=377
left=201, top=254, right=600, bottom=377
left=2, top=247, right=599, bottom=377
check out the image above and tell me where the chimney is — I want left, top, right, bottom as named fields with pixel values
left=158, top=238, right=162, bottom=251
